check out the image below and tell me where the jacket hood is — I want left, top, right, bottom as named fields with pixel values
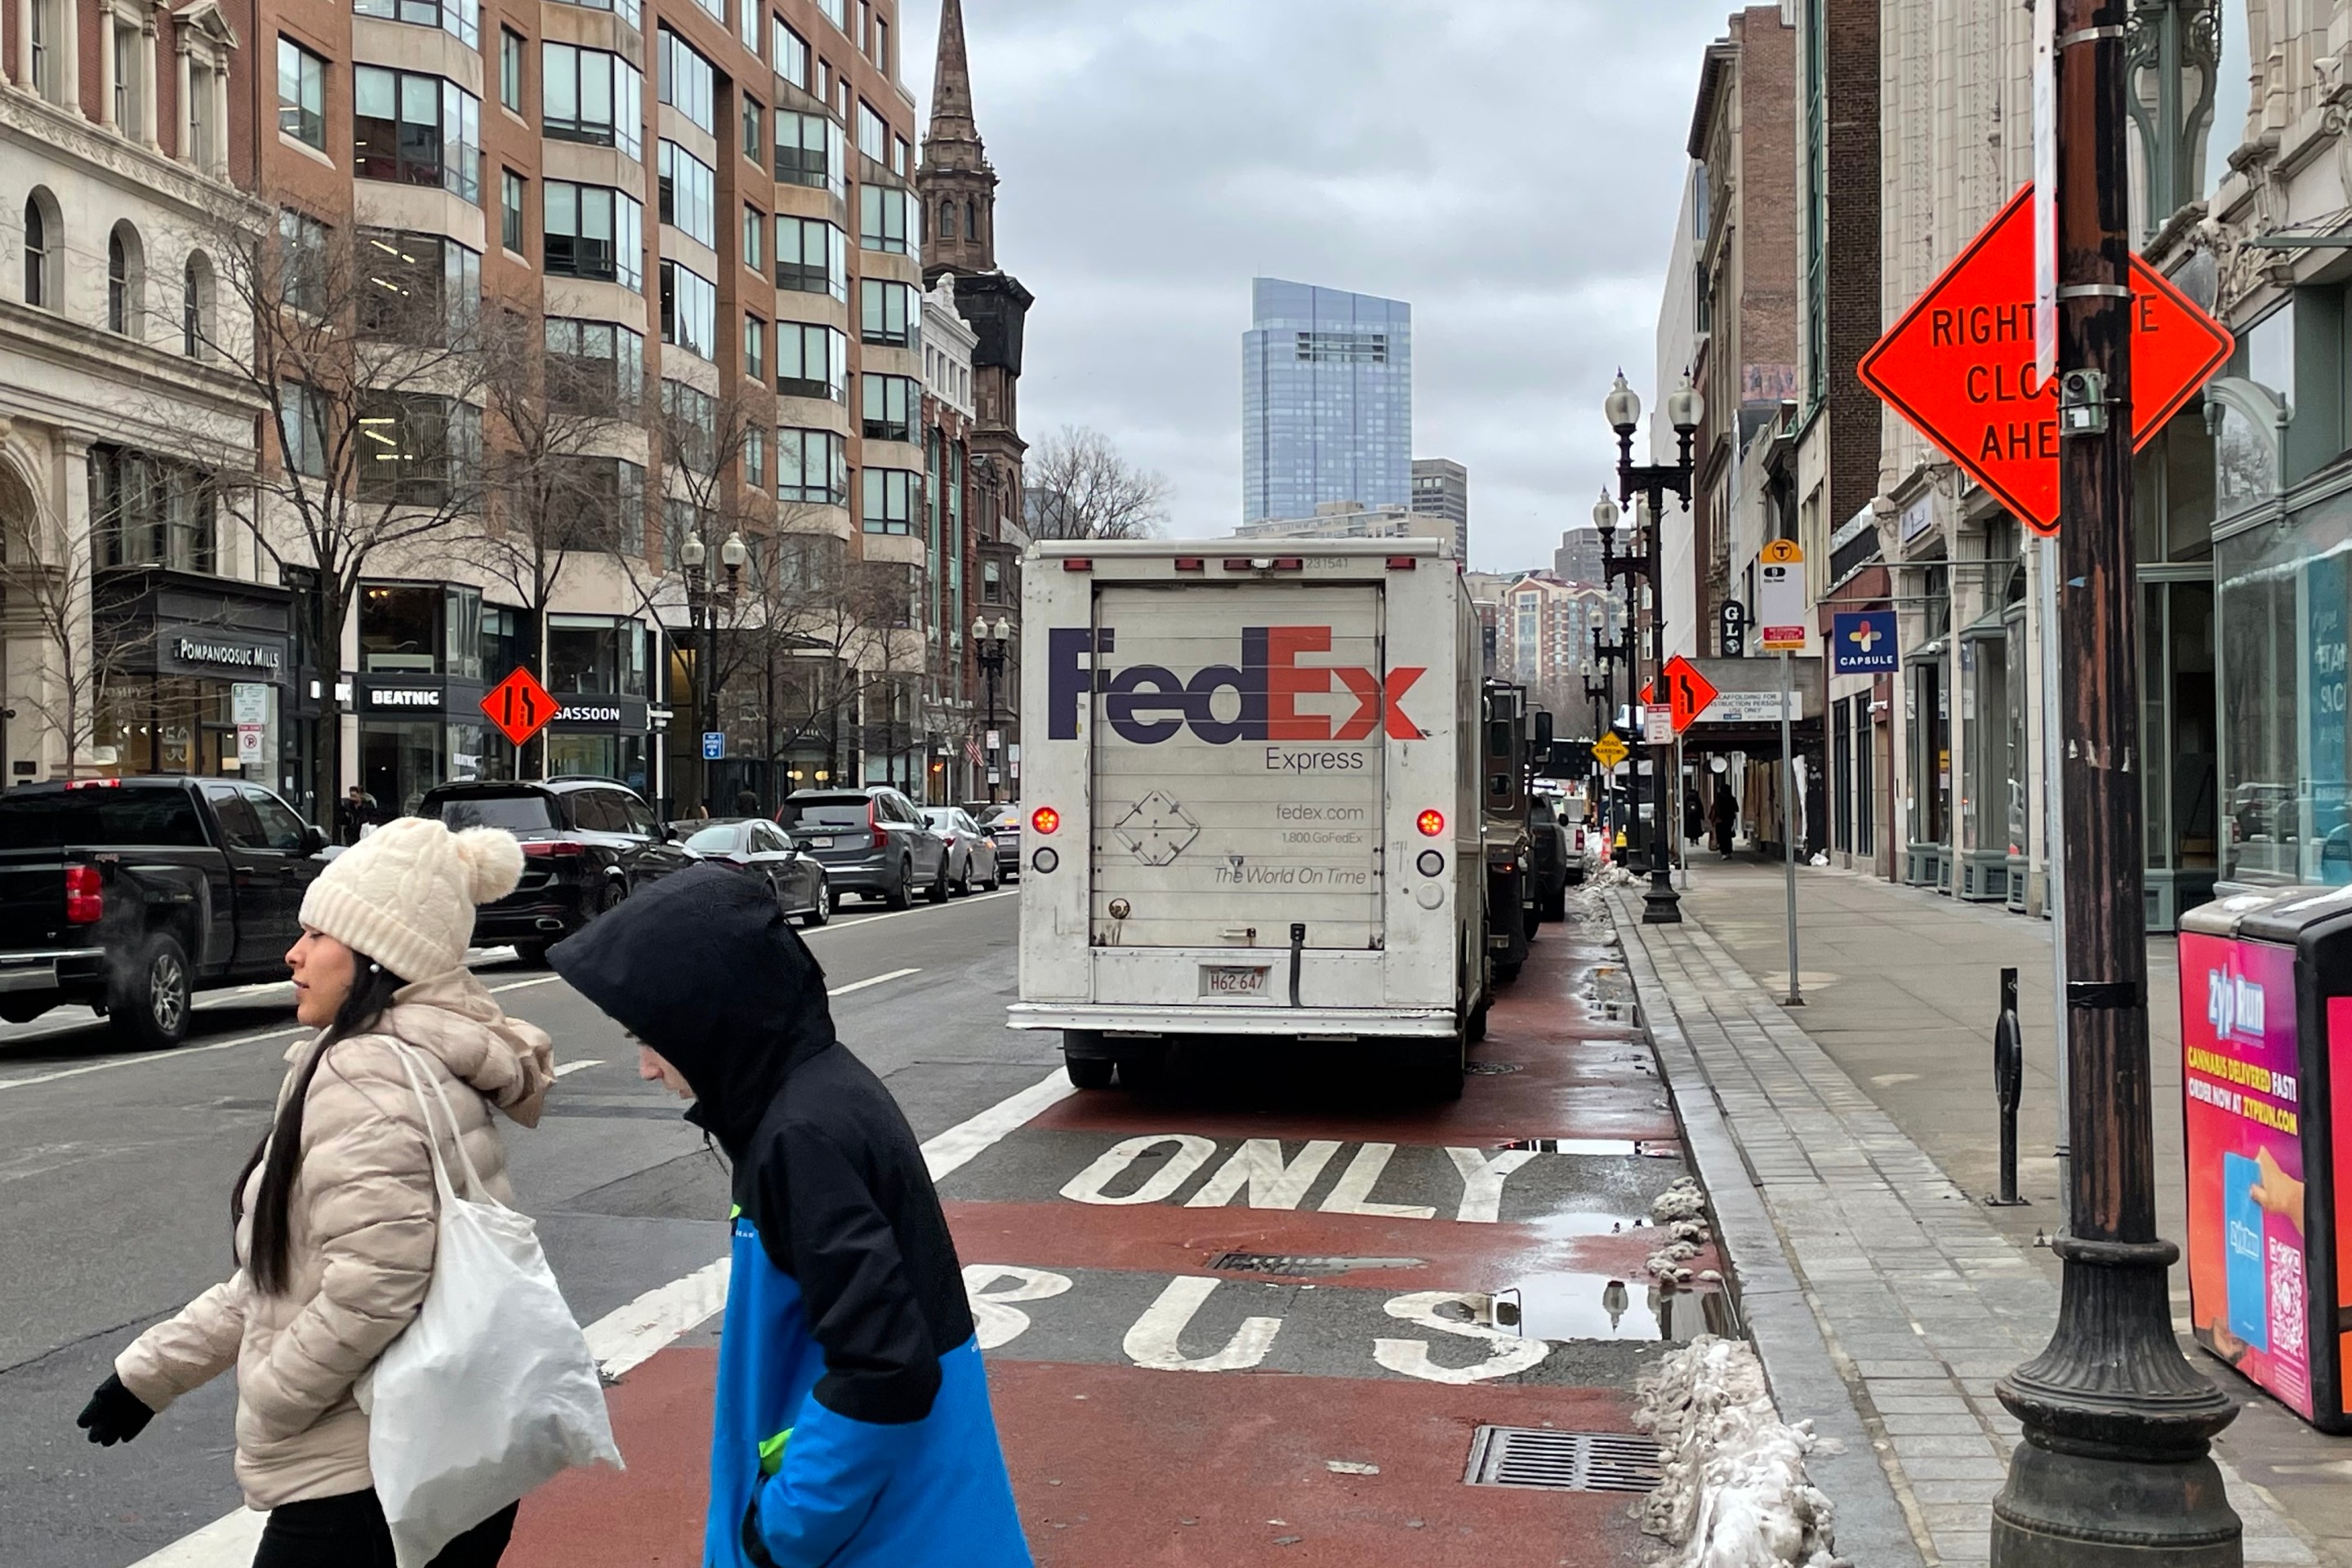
left=548, top=864, right=836, bottom=1151
left=280, top=967, right=555, bottom=1126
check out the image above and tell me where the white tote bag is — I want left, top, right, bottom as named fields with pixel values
left=368, top=1045, right=622, bottom=1568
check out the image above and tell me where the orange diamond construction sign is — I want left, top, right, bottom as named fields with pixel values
left=1856, top=185, right=2231, bottom=536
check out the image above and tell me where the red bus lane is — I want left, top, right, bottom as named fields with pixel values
left=506, top=906, right=1726, bottom=1566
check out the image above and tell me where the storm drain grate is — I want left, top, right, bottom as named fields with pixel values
left=1463, top=1427, right=1663, bottom=1494
left=1465, top=1061, right=1523, bottom=1075
left=1207, top=1252, right=1424, bottom=1276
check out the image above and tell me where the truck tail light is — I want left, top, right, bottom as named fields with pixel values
left=1062, top=558, right=1093, bottom=572
left=1386, top=555, right=1418, bottom=570
left=523, top=840, right=587, bottom=859
left=65, top=778, right=122, bottom=790
left=1174, top=557, right=1205, bottom=572
left=1031, top=805, right=1061, bottom=835
left=1416, top=808, right=1446, bottom=837
left=65, top=864, right=102, bottom=924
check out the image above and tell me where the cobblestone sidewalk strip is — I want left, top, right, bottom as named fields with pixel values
left=1610, top=893, right=2319, bottom=1568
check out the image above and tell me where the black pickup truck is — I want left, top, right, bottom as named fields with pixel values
left=0, top=777, right=328, bottom=1048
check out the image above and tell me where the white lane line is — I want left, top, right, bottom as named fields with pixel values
left=924, top=1066, right=1076, bottom=1181
left=125, top=1056, right=1067, bottom=1568
left=826, top=966, right=920, bottom=998
left=583, top=1258, right=734, bottom=1380
left=0, top=1026, right=309, bottom=1094
left=812, top=888, right=1015, bottom=930
left=488, top=974, right=564, bottom=994
left=554, top=1058, right=604, bottom=1078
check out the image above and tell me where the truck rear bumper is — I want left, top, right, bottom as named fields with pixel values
left=0, top=948, right=105, bottom=993
left=1007, top=1002, right=1455, bottom=1039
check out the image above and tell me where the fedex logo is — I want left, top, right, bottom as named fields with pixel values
left=1048, top=626, right=1425, bottom=745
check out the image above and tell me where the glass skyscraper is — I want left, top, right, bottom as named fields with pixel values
left=1242, top=278, right=1412, bottom=524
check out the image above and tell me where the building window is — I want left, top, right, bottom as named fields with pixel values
left=550, top=458, right=645, bottom=550
left=547, top=0, right=638, bottom=30
left=499, top=27, right=523, bottom=111
left=657, top=141, right=716, bottom=246
left=545, top=317, right=645, bottom=410
left=660, top=379, right=718, bottom=472
left=981, top=559, right=1001, bottom=604
left=91, top=448, right=216, bottom=572
left=497, top=170, right=525, bottom=254
left=542, top=43, right=643, bottom=159
left=359, top=230, right=479, bottom=345
left=354, top=68, right=482, bottom=203
left=112, top=16, right=143, bottom=135
left=776, top=216, right=847, bottom=300
left=354, top=0, right=479, bottom=50
left=938, top=198, right=956, bottom=242
left=858, top=185, right=911, bottom=254
left=777, top=322, right=847, bottom=402
left=774, top=17, right=809, bottom=87
left=657, top=29, right=715, bottom=134
left=106, top=222, right=142, bottom=335
left=773, top=109, right=842, bottom=195
left=890, top=134, right=908, bottom=177
left=659, top=261, right=716, bottom=359
left=778, top=427, right=847, bottom=505
left=744, top=426, right=765, bottom=488
left=543, top=183, right=643, bottom=291
left=28, top=0, right=59, bottom=99
left=742, top=204, right=765, bottom=271
left=183, top=252, right=213, bottom=357
left=816, top=0, right=844, bottom=34
left=277, top=38, right=326, bottom=148
left=859, top=278, right=913, bottom=346
left=860, top=372, right=915, bottom=443
left=875, top=15, right=889, bottom=74
left=278, top=208, right=329, bottom=315
left=278, top=382, right=327, bottom=477
left=744, top=314, right=765, bottom=381
left=357, top=392, right=479, bottom=505
left=854, top=100, right=884, bottom=162
left=861, top=467, right=915, bottom=534
left=742, top=97, right=763, bottom=163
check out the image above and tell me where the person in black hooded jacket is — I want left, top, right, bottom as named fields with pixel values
left=548, top=865, right=1031, bottom=1567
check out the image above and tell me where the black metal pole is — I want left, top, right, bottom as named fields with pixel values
left=1989, top=0, right=2238, bottom=1559
left=1642, top=478, right=1678, bottom=924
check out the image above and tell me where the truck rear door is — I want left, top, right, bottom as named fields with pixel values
left=0, top=794, right=66, bottom=949
left=1088, top=580, right=1386, bottom=951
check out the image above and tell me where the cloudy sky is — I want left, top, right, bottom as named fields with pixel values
left=897, top=0, right=1726, bottom=572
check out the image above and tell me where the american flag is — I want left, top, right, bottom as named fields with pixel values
left=964, top=737, right=984, bottom=766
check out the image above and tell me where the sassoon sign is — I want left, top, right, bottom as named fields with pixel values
left=1048, top=626, right=1426, bottom=746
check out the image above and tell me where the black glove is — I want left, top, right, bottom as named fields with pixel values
left=76, top=1374, right=154, bottom=1446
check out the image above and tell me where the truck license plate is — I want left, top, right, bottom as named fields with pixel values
left=1201, top=964, right=1271, bottom=998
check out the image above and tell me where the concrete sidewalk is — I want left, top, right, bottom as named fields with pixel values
left=1613, top=860, right=2348, bottom=1566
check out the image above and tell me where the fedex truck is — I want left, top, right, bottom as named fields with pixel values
left=1009, top=538, right=1489, bottom=1095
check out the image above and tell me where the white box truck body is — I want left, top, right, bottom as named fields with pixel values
left=1010, top=538, right=1486, bottom=1087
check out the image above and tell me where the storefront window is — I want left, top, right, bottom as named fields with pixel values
left=2216, top=491, right=2352, bottom=884
left=546, top=614, right=646, bottom=697
left=481, top=604, right=523, bottom=679
left=362, top=719, right=445, bottom=817
left=546, top=731, right=648, bottom=791
left=1960, top=632, right=2007, bottom=853
left=359, top=584, right=442, bottom=673
left=1907, top=655, right=1949, bottom=846
left=443, top=585, right=483, bottom=680
left=98, top=678, right=234, bottom=775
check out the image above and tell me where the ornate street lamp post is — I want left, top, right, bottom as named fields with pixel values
left=680, top=528, right=746, bottom=813
left=1602, top=372, right=1702, bottom=924
left=971, top=615, right=1013, bottom=803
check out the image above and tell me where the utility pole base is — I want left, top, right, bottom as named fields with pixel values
left=1990, top=1439, right=2239, bottom=1566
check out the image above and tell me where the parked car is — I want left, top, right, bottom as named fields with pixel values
left=1528, top=794, right=1572, bottom=920
left=0, top=777, right=328, bottom=1047
left=678, top=817, right=831, bottom=926
left=972, top=801, right=1022, bottom=880
left=419, top=777, right=697, bottom=963
left=777, top=786, right=948, bottom=907
left=922, top=806, right=1000, bottom=894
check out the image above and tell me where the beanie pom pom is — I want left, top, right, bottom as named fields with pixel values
left=453, top=827, right=525, bottom=904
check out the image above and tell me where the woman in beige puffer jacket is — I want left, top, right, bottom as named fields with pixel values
left=77, top=817, right=555, bottom=1568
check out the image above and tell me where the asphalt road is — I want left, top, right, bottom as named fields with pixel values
left=0, top=886, right=1045, bottom=1568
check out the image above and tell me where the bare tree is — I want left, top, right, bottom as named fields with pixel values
left=0, top=488, right=99, bottom=777
left=1022, top=425, right=1169, bottom=541
left=182, top=207, right=494, bottom=810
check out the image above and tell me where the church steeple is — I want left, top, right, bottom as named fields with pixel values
left=920, top=0, right=997, bottom=278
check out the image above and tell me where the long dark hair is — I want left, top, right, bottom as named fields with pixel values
left=232, top=958, right=409, bottom=1295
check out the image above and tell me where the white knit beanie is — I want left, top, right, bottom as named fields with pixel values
left=298, top=817, right=525, bottom=982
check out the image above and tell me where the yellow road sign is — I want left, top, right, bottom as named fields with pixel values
left=1592, top=731, right=1629, bottom=769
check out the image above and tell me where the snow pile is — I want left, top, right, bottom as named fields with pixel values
left=1590, top=860, right=1642, bottom=889
left=1634, top=1336, right=1846, bottom=1568
left=1646, top=1178, right=1711, bottom=1285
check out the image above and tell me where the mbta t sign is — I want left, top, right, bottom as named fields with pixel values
left=1857, top=184, right=2231, bottom=535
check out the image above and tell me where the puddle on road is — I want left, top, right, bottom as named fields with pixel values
left=1432, top=1275, right=1735, bottom=1342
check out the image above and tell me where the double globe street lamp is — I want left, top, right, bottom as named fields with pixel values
left=971, top=615, right=1015, bottom=803
left=680, top=528, right=747, bottom=813
left=1594, top=370, right=1703, bottom=924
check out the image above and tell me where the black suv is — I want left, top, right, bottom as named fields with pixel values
left=418, top=778, right=696, bottom=962
left=0, top=777, right=327, bottom=1046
